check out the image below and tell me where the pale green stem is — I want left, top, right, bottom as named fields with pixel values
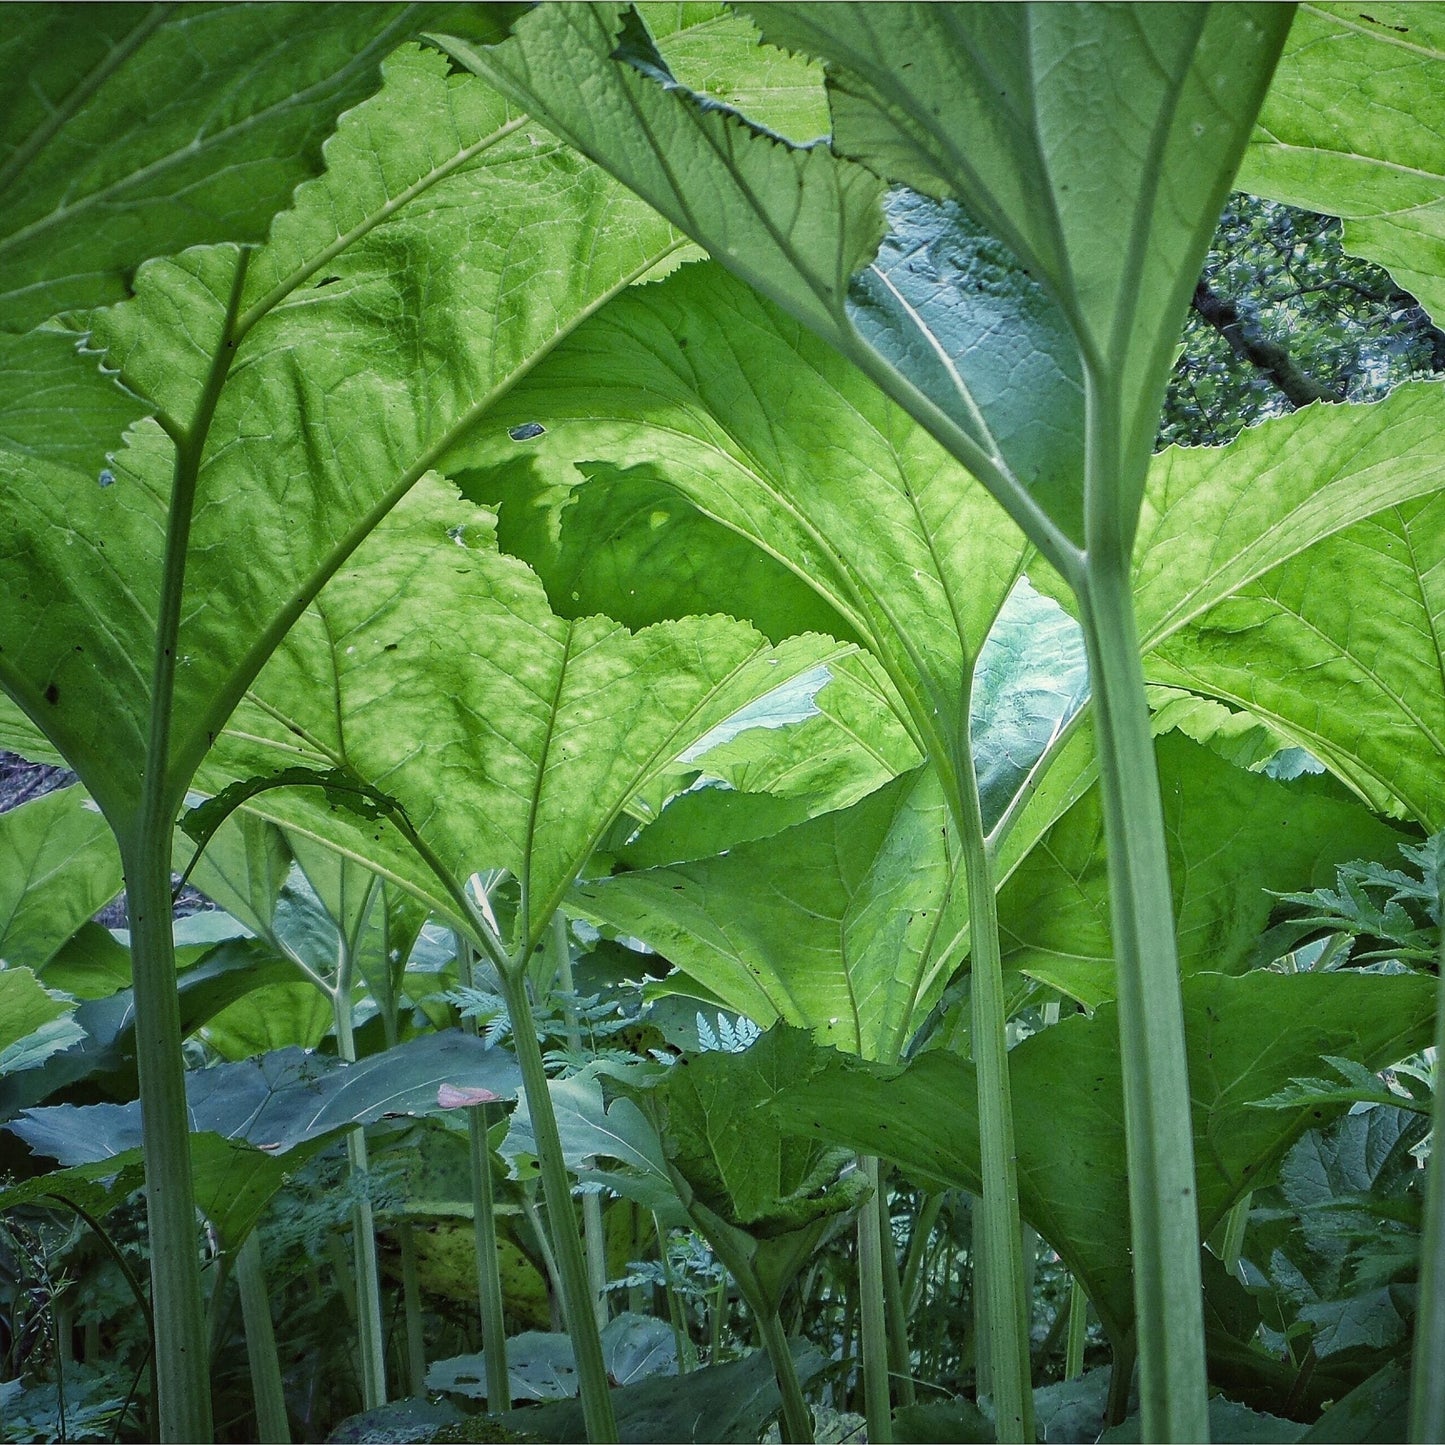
left=123, top=837, right=211, bottom=1443
left=551, top=914, right=609, bottom=1331
left=653, top=1214, right=696, bottom=1373
left=396, top=1225, right=428, bottom=1398
left=1409, top=904, right=1445, bottom=1444
left=1221, top=1194, right=1252, bottom=1285
left=1065, top=1278, right=1088, bottom=1381
left=520, top=1193, right=565, bottom=1318
left=972, top=1209, right=991, bottom=1402
left=950, top=758, right=1034, bottom=1444
left=467, top=1107, right=509, bottom=1407
left=235, top=1234, right=290, bottom=1444
left=377, top=941, right=428, bottom=1402
left=857, top=1157, right=893, bottom=1443
left=205, top=1250, right=231, bottom=1367
left=498, top=962, right=617, bottom=1442
left=902, top=1194, right=944, bottom=1315
left=56, top=1301, right=73, bottom=1369
left=757, top=1304, right=814, bottom=1445
left=1075, top=546, right=1207, bottom=1443
left=127, top=249, right=249, bottom=1445
left=331, top=991, right=387, bottom=1411
left=877, top=1178, right=916, bottom=1407
left=709, top=1274, right=727, bottom=1363
left=456, top=936, right=511, bottom=1410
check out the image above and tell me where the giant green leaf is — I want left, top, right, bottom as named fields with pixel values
left=177, top=808, right=292, bottom=942
left=1131, top=383, right=1445, bottom=654
left=432, top=5, right=885, bottom=341
left=203, top=479, right=855, bottom=952
left=745, top=3, right=1291, bottom=497
left=484, top=1340, right=829, bottom=1445
left=0, top=3, right=442, bottom=330
left=501, top=1067, right=677, bottom=1215
left=1240, top=3, right=1445, bottom=324
left=627, top=1027, right=868, bottom=1314
left=9, top=1028, right=520, bottom=1163
left=1147, top=492, right=1445, bottom=829
left=771, top=971, right=1437, bottom=1350
left=997, top=734, right=1408, bottom=1007
left=471, top=457, right=860, bottom=647
left=0, top=325, right=148, bottom=476
left=0, top=966, right=83, bottom=1077
left=0, top=36, right=693, bottom=830
left=452, top=259, right=1029, bottom=768
left=437, top=7, right=1100, bottom=574
left=635, top=649, right=921, bottom=826
left=0, top=1130, right=323, bottom=1253
left=0, top=784, right=122, bottom=969
left=970, top=579, right=1090, bottom=837
left=577, top=767, right=965, bottom=1062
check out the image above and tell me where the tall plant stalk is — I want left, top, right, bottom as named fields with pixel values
left=856, top=1157, right=892, bottom=1444
left=551, top=914, right=609, bottom=1330
left=877, top=1181, right=915, bottom=1408
left=1075, top=539, right=1206, bottom=1439
left=496, top=960, right=617, bottom=1442
left=948, top=752, right=1035, bottom=1443
left=455, top=935, right=511, bottom=1411
left=123, top=838, right=211, bottom=1442
left=373, top=909, right=429, bottom=1400
left=1064, top=1279, right=1088, bottom=1381
left=396, top=1227, right=428, bottom=1397
left=330, top=989, right=388, bottom=1411
left=235, top=1233, right=290, bottom=1445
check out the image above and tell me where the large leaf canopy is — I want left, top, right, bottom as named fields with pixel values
left=0, top=3, right=441, bottom=331
left=744, top=2, right=1290, bottom=522
left=771, top=970, right=1436, bottom=1351
left=206, top=480, right=854, bottom=953
left=0, top=35, right=696, bottom=835
left=1240, top=2, right=1445, bottom=325
left=0, top=785, right=122, bottom=970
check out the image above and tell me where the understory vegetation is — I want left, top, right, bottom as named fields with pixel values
left=2, top=5, right=1444, bottom=1444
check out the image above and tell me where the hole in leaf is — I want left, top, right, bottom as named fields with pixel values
left=508, top=422, right=546, bottom=441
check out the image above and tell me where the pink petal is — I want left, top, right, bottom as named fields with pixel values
left=437, top=1083, right=501, bottom=1109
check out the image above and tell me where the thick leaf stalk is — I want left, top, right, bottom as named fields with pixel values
left=1076, top=555, right=1208, bottom=1441
left=331, top=993, right=388, bottom=1411
left=553, top=914, right=610, bottom=1331
left=235, top=1233, right=290, bottom=1444
left=877, top=1179, right=915, bottom=1407
left=125, top=249, right=252, bottom=1445
left=497, top=963, right=618, bottom=1442
left=122, top=836, right=212, bottom=1442
left=456, top=937, right=510, bottom=1411
left=757, top=1305, right=815, bottom=1445
left=686, top=1198, right=814, bottom=1445
left=951, top=760, right=1035, bottom=1443
left=856, top=1157, right=892, bottom=1443
left=1065, top=1277, right=1088, bottom=1381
